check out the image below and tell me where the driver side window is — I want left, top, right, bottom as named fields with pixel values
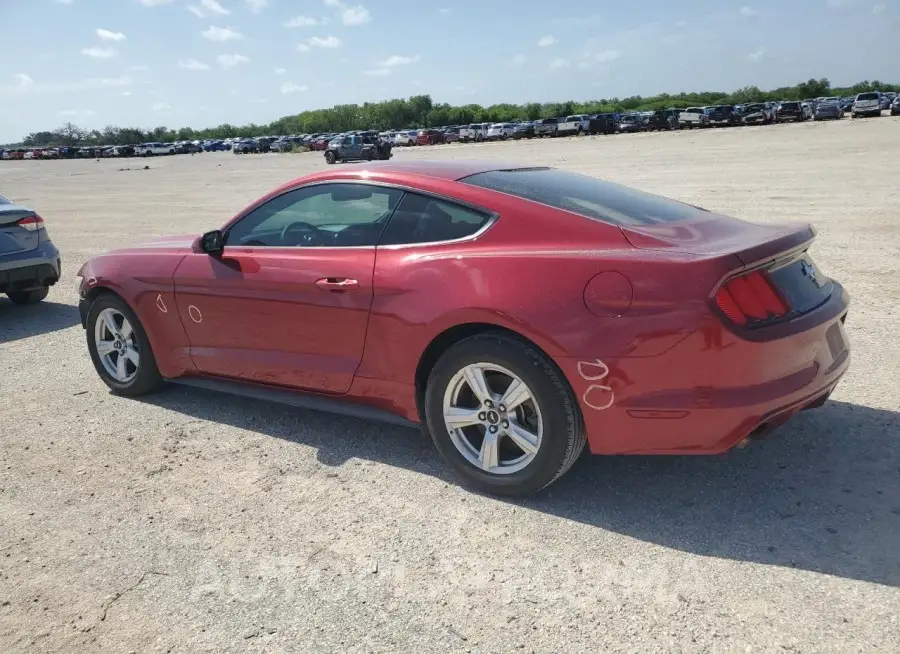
left=225, top=183, right=402, bottom=248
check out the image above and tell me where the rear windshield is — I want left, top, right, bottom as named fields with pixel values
left=780, top=102, right=799, bottom=109
left=856, top=92, right=879, bottom=100
left=460, top=168, right=704, bottom=227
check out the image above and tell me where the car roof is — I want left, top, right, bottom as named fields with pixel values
left=336, top=160, right=535, bottom=181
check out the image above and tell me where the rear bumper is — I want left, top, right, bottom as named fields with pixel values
left=0, top=240, right=60, bottom=293
left=558, top=283, right=851, bottom=455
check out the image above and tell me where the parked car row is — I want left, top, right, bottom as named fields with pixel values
left=4, top=92, right=897, bottom=162
left=0, top=139, right=232, bottom=160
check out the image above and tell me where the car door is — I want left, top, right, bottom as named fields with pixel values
left=172, top=182, right=404, bottom=394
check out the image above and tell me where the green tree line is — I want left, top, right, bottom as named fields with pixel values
left=14, top=78, right=899, bottom=148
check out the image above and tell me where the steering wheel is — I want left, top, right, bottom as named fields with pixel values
left=280, top=221, right=321, bottom=246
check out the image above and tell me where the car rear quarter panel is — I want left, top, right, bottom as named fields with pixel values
left=80, top=248, right=194, bottom=378
left=355, top=184, right=733, bottom=425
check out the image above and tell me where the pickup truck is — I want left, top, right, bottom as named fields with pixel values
left=678, top=107, right=707, bottom=128
left=706, top=105, right=739, bottom=126
left=324, top=134, right=392, bottom=164
left=533, top=118, right=559, bottom=137
left=556, top=114, right=605, bottom=136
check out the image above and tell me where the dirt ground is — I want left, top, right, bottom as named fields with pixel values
left=2, top=118, right=899, bottom=653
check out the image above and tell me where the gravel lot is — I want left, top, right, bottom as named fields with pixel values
left=2, top=118, right=899, bottom=653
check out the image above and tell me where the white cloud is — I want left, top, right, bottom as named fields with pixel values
left=152, top=102, right=171, bottom=112
left=537, top=35, right=557, bottom=47
left=364, top=68, right=391, bottom=76
left=309, top=35, right=341, bottom=48
left=200, top=0, right=230, bottom=15
left=217, top=53, right=250, bottom=68
left=1, top=76, right=133, bottom=97
left=245, top=0, right=269, bottom=11
left=187, top=5, right=204, bottom=17
left=15, top=73, right=34, bottom=86
left=826, top=0, right=854, bottom=6
left=340, top=5, right=371, bottom=25
left=507, top=53, right=527, bottom=68
left=127, top=65, right=150, bottom=71
left=82, top=46, right=118, bottom=58
left=377, top=54, right=420, bottom=67
left=284, top=15, right=319, bottom=27
left=549, top=58, right=568, bottom=70
left=249, top=98, right=268, bottom=104
left=138, top=0, right=175, bottom=5
left=675, top=20, right=687, bottom=27
left=438, top=8, right=450, bottom=14
left=121, top=91, right=133, bottom=96
left=56, top=0, right=74, bottom=4
left=872, top=1, right=886, bottom=12
left=749, top=46, right=765, bottom=60
left=739, top=6, right=757, bottom=16
left=60, top=109, right=95, bottom=117
left=323, top=0, right=371, bottom=26
left=275, top=67, right=287, bottom=75
left=281, top=82, right=308, bottom=94
left=179, top=58, right=211, bottom=70
left=592, top=48, right=621, bottom=63
left=296, top=43, right=311, bottom=52
left=201, top=26, right=243, bottom=41
left=96, top=28, right=126, bottom=41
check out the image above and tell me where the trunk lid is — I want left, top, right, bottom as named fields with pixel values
left=0, top=203, right=39, bottom=255
left=621, top=215, right=832, bottom=319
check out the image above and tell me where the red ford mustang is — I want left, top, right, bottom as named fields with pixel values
left=77, top=161, right=850, bottom=496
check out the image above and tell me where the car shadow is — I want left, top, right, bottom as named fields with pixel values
left=140, top=388, right=900, bottom=587
left=0, top=300, right=80, bottom=343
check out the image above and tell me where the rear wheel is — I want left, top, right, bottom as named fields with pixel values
left=324, top=150, right=336, bottom=164
left=7, top=287, right=49, bottom=305
left=424, top=332, right=586, bottom=497
left=86, top=294, right=164, bottom=397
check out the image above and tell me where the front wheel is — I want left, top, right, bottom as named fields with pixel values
left=6, top=287, right=49, bottom=305
left=424, top=332, right=586, bottom=497
left=86, top=294, right=164, bottom=397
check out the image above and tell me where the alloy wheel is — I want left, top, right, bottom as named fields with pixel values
left=94, top=307, right=140, bottom=383
left=442, top=363, right=543, bottom=475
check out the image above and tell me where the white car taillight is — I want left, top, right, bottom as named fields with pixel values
left=17, top=215, right=45, bottom=232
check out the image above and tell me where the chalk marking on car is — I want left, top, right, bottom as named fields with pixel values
left=155, top=294, right=167, bottom=313
left=577, top=358, right=615, bottom=411
left=188, top=305, right=202, bottom=323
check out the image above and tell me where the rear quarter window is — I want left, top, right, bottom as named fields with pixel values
left=460, top=168, right=706, bottom=227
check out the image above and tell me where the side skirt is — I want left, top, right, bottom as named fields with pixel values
left=167, top=376, right=419, bottom=429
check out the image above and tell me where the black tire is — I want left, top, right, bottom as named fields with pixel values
left=324, top=150, right=336, bottom=164
left=86, top=293, right=164, bottom=397
left=7, top=286, right=49, bottom=305
left=424, top=332, right=586, bottom=497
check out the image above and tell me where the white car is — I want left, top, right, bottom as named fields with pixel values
left=678, top=107, right=708, bottom=128
left=393, top=130, right=418, bottom=146
left=135, top=142, right=174, bottom=156
left=459, top=124, right=484, bottom=142
left=486, top=123, right=514, bottom=140
left=851, top=92, right=882, bottom=118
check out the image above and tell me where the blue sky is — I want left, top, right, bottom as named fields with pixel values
left=1, top=0, right=897, bottom=141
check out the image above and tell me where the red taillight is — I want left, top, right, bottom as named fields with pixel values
left=17, top=215, right=45, bottom=232
left=715, top=269, right=788, bottom=326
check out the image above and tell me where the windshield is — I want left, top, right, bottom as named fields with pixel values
left=461, top=168, right=705, bottom=227
left=857, top=92, right=879, bottom=100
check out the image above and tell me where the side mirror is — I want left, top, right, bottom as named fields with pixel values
left=200, top=230, right=224, bottom=256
